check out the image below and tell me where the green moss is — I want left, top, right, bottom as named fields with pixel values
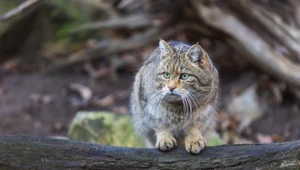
left=207, top=132, right=224, bottom=146
left=207, top=136, right=224, bottom=146
left=68, top=112, right=145, bottom=148
left=52, top=0, right=88, bottom=23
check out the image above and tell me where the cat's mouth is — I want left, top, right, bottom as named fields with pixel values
left=163, top=93, right=182, bottom=103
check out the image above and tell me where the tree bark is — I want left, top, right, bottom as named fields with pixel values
left=0, top=135, right=299, bottom=170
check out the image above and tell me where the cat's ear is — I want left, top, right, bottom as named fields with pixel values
left=159, top=38, right=174, bottom=59
left=186, top=43, right=211, bottom=68
left=186, top=43, right=202, bottom=62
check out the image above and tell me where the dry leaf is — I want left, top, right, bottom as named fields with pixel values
left=256, top=133, right=273, bottom=144
left=95, top=94, right=115, bottom=107
left=67, top=83, right=93, bottom=102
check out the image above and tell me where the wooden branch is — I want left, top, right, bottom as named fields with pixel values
left=0, top=0, right=45, bottom=22
left=44, top=28, right=158, bottom=73
left=190, top=0, right=300, bottom=88
left=70, top=14, right=153, bottom=33
left=44, top=25, right=181, bottom=73
left=0, top=135, right=299, bottom=169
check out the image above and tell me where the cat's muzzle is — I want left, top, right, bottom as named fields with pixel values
left=163, top=93, right=182, bottom=103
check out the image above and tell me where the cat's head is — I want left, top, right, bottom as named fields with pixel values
left=154, top=39, right=216, bottom=109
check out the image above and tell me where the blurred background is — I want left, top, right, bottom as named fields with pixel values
left=0, top=0, right=299, bottom=146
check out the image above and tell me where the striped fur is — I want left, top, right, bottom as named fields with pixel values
left=130, top=39, right=219, bottom=154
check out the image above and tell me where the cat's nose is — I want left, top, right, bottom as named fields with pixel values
left=168, top=81, right=177, bottom=92
left=168, top=86, right=176, bottom=92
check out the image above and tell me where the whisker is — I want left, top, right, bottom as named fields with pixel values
left=182, top=94, right=192, bottom=116
left=149, top=91, right=164, bottom=107
left=189, top=97, right=193, bottom=114
left=187, top=92, right=200, bottom=108
left=149, top=91, right=162, bottom=100
left=185, top=94, right=193, bottom=115
left=156, top=92, right=164, bottom=106
left=180, top=94, right=187, bottom=116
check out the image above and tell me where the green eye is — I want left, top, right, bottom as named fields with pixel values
left=180, top=73, right=189, bottom=80
left=163, top=72, right=170, bottom=79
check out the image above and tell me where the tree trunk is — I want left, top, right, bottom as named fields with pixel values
left=0, top=135, right=299, bottom=170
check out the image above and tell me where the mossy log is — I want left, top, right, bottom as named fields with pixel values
left=0, top=135, right=299, bottom=170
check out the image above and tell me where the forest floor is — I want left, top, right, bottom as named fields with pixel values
left=0, top=70, right=133, bottom=137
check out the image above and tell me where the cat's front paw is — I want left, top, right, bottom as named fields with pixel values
left=156, top=136, right=177, bottom=151
left=185, top=136, right=206, bottom=154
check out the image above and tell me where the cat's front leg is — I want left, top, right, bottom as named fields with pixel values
left=184, top=127, right=207, bottom=154
left=155, top=129, right=177, bottom=151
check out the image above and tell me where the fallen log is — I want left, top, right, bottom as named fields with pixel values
left=0, top=135, right=299, bottom=170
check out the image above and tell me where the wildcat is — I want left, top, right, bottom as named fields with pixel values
left=130, top=39, right=218, bottom=154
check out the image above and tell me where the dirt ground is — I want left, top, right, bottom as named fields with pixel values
left=0, top=70, right=133, bottom=137
left=0, top=63, right=299, bottom=143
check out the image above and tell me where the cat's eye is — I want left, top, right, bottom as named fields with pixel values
left=163, top=72, right=170, bottom=79
left=180, top=73, right=189, bottom=80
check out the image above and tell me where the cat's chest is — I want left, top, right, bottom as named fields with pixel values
left=146, top=104, right=195, bottom=126
left=145, top=103, right=212, bottom=128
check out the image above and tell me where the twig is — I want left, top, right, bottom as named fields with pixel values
left=0, top=0, right=45, bottom=22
